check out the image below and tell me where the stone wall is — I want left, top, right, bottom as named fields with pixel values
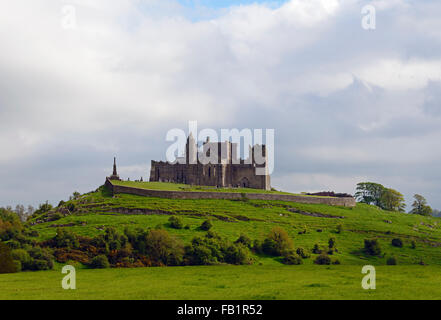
left=106, top=179, right=356, bottom=207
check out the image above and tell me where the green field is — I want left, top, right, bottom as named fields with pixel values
left=3, top=182, right=441, bottom=299
left=111, top=180, right=298, bottom=195
left=1, top=264, right=440, bottom=300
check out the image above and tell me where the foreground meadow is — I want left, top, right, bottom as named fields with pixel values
left=1, top=264, right=440, bottom=300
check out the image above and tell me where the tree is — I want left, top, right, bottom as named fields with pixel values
left=355, top=182, right=406, bottom=212
left=355, top=182, right=385, bottom=206
left=380, top=188, right=406, bottom=212
left=410, top=194, right=432, bottom=216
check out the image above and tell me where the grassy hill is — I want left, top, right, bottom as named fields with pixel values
left=3, top=182, right=441, bottom=300
left=29, top=184, right=441, bottom=266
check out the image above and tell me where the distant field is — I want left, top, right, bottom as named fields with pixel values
left=110, top=180, right=300, bottom=195
left=1, top=265, right=440, bottom=300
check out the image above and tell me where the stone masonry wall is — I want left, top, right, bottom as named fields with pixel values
left=106, top=179, right=356, bottom=207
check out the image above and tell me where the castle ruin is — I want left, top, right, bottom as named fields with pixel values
left=149, top=134, right=271, bottom=190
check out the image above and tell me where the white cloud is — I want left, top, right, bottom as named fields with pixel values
left=1, top=0, right=441, bottom=208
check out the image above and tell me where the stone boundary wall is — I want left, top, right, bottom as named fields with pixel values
left=105, top=179, right=356, bottom=207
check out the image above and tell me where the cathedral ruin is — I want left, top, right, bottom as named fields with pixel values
left=149, top=134, right=271, bottom=190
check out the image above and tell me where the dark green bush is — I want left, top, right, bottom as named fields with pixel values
left=53, top=228, right=79, bottom=249
left=364, top=239, right=381, bottom=256
left=328, top=237, right=336, bottom=249
left=332, top=259, right=341, bottom=265
left=312, top=243, right=322, bottom=254
left=391, top=238, right=403, bottom=248
left=169, top=216, right=184, bottom=229
left=0, top=242, right=18, bottom=273
left=314, top=253, right=331, bottom=265
left=145, top=229, right=184, bottom=266
left=225, top=244, right=252, bottom=265
left=387, top=256, right=397, bottom=265
left=296, top=247, right=310, bottom=259
left=282, top=253, right=303, bottom=265
left=90, top=255, right=110, bottom=269
left=11, top=249, right=32, bottom=270
left=252, top=239, right=263, bottom=254
left=235, top=234, right=252, bottom=248
left=200, top=220, right=213, bottom=231
left=262, top=238, right=278, bottom=256
left=411, top=240, right=416, bottom=249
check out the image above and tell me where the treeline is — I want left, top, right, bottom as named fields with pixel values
left=355, top=182, right=434, bottom=215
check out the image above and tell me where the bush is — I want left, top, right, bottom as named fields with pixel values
left=391, top=238, right=403, bottom=248
left=53, top=228, right=79, bottom=249
left=90, top=255, right=110, bottom=269
left=225, top=244, right=252, bottom=265
left=200, top=220, right=213, bottom=231
left=11, top=249, right=32, bottom=270
left=262, top=238, right=279, bottom=256
left=387, top=256, right=397, bottom=265
left=145, top=229, right=184, bottom=266
left=282, top=253, right=303, bottom=265
left=235, top=234, right=252, bottom=248
left=411, top=240, right=416, bottom=249
left=328, top=237, right=336, bottom=249
left=314, top=254, right=331, bottom=265
left=264, top=227, right=294, bottom=256
left=364, top=239, right=381, bottom=256
left=296, top=247, right=310, bottom=259
left=312, top=243, right=322, bottom=254
left=168, top=216, right=184, bottom=229
left=0, top=242, right=18, bottom=273
left=252, top=240, right=263, bottom=254
left=332, top=259, right=341, bottom=265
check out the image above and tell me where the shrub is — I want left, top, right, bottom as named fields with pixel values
left=0, top=242, right=18, bottom=273
left=11, top=249, right=32, bottom=270
left=7, top=240, right=21, bottom=250
left=235, top=234, right=252, bottom=248
left=145, top=229, right=184, bottom=266
left=90, top=255, right=110, bottom=269
left=314, top=254, right=331, bottom=265
left=332, top=259, right=341, bottom=265
left=328, top=238, right=336, bottom=249
left=53, top=228, right=79, bottom=249
left=225, top=244, right=252, bottom=265
left=364, top=239, right=381, bottom=256
left=262, top=238, right=278, bottom=256
left=168, top=216, right=184, bottom=229
left=32, top=259, right=51, bottom=271
left=312, top=243, right=322, bottom=254
left=296, top=247, right=310, bottom=259
left=265, top=227, right=294, bottom=256
left=387, top=256, right=397, bottom=265
left=391, top=238, right=403, bottom=248
left=411, top=240, right=416, bottom=249
left=282, top=253, right=303, bottom=265
left=200, top=220, right=213, bottom=231
left=252, top=240, right=263, bottom=254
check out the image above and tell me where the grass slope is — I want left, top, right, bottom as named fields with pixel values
left=5, top=183, right=441, bottom=300
left=29, top=184, right=441, bottom=266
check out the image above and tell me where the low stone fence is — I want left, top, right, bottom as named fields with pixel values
left=105, top=179, right=356, bottom=207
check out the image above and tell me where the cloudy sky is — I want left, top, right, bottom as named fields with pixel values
left=1, top=0, right=440, bottom=210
